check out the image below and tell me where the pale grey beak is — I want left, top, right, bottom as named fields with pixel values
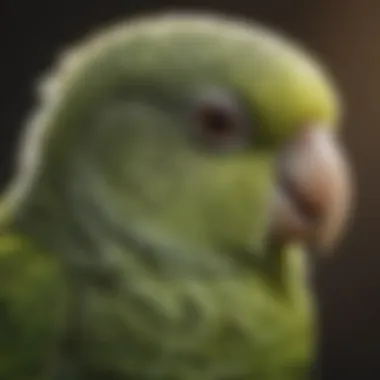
left=271, top=126, right=353, bottom=252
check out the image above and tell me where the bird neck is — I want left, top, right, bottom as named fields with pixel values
left=5, top=156, right=310, bottom=297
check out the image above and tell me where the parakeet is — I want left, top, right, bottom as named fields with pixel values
left=0, top=13, right=352, bottom=380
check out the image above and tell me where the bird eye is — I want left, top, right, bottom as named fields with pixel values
left=192, top=89, right=251, bottom=151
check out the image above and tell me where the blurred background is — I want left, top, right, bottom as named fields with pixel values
left=1, top=0, right=379, bottom=379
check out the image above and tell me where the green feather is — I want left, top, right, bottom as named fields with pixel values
left=0, top=233, right=67, bottom=379
left=0, top=13, right=340, bottom=379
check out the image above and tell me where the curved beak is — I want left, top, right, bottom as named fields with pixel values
left=271, top=126, right=353, bottom=252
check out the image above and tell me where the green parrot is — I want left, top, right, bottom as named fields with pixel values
left=0, top=12, right=352, bottom=380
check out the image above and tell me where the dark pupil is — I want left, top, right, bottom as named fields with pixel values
left=199, top=104, right=235, bottom=136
